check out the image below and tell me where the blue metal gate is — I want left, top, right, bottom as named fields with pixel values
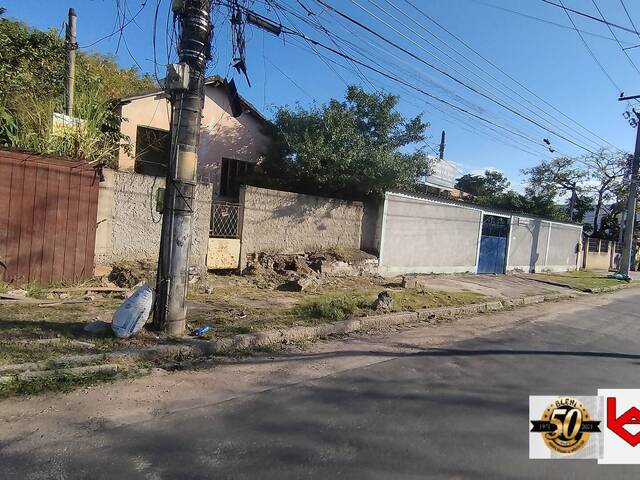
left=477, top=215, right=509, bottom=274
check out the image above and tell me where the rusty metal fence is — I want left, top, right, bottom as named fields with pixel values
left=0, top=149, right=99, bottom=284
left=210, top=201, right=242, bottom=238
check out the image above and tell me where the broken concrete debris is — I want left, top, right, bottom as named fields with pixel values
left=243, top=250, right=379, bottom=291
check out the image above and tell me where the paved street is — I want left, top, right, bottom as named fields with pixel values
left=2, top=289, right=640, bottom=479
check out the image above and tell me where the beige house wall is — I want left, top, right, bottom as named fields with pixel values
left=117, top=84, right=271, bottom=196
left=94, top=169, right=213, bottom=269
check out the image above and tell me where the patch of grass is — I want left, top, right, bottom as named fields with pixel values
left=389, top=289, right=490, bottom=311
left=295, top=296, right=363, bottom=321
left=533, top=271, right=629, bottom=292
left=0, top=368, right=140, bottom=398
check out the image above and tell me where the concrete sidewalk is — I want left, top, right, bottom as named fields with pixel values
left=403, top=273, right=573, bottom=299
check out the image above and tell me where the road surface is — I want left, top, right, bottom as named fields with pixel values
left=2, top=289, right=640, bottom=478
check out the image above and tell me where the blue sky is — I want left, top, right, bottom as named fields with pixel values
left=6, top=0, right=640, bottom=189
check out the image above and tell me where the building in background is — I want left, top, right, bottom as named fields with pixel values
left=420, top=156, right=470, bottom=198
left=115, top=76, right=271, bottom=201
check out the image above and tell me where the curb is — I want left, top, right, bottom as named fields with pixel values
left=0, top=364, right=122, bottom=385
left=0, top=344, right=196, bottom=376
left=521, top=275, right=632, bottom=294
left=584, top=284, right=632, bottom=293
left=182, top=294, right=578, bottom=356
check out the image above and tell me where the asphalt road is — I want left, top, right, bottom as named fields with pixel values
left=3, top=291, right=640, bottom=479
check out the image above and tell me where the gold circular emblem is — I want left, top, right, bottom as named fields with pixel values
left=540, top=397, right=591, bottom=454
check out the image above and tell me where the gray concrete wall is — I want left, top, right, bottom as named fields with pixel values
left=507, top=219, right=549, bottom=272
left=95, top=169, right=213, bottom=268
left=545, top=224, right=581, bottom=269
left=377, top=193, right=582, bottom=276
left=506, top=218, right=580, bottom=272
left=378, top=193, right=482, bottom=275
left=239, top=186, right=363, bottom=260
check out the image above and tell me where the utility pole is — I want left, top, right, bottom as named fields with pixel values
left=619, top=115, right=640, bottom=277
left=64, top=7, right=77, bottom=117
left=154, top=0, right=212, bottom=335
left=438, top=130, right=446, bottom=160
left=569, top=188, right=576, bottom=222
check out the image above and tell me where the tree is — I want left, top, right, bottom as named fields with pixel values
left=569, top=193, right=594, bottom=224
left=582, top=149, right=628, bottom=235
left=455, top=170, right=510, bottom=197
left=0, top=18, right=156, bottom=162
left=260, top=85, right=431, bottom=199
left=522, top=157, right=588, bottom=221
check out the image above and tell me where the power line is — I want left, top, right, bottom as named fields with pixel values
left=367, top=0, right=606, bottom=151
left=313, top=0, right=595, bottom=153
left=466, top=0, right=635, bottom=46
left=266, top=0, right=549, bottom=151
left=540, top=0, right=640, bottom=35
left=286, top=34, right=551, bottom=158
left=79, top=0, right=149, bottom=49
left=590, top=0, right=640, bottom=79
left=619, top=0, right=640, bottom=39
left=259, top=0, right=570, bottom=156
left=281, top=25, right=554, bottom=152
left=556, top=0, right=623, bottom=94
left=403, top=0, right=622, bottom=151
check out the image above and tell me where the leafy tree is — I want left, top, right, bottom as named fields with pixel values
left=0, top=17, right=156, bottom=162
left=455, top=170, right=510, bottom=197
left=569, top=193, right=594, bottom=224
left=582, top=148, right=628, bottom=235
left=522, top=157, right=588, bottom=221
left=260, top=85, right=431, bottom=198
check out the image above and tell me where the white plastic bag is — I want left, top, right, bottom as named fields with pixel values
left=111, top=283, right=154, bottom=339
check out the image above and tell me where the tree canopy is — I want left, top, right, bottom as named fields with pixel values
left=0, top=16, right=157, bottom=161
left=259, top=86, right=431, bottom=199
left=455, top=170, right=510, bottom=198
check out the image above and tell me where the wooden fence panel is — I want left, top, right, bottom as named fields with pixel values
left=0, top=149, right=99, bottom=284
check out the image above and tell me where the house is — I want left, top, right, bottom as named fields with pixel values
left=115, top=76, right=271, bottom=200
left=93, top=77, right=271, bottom=270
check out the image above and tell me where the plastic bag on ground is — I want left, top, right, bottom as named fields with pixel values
left=111, top=283, right=154, bottom=339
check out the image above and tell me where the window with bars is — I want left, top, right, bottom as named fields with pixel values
left=219, top=157, right=255, bottom=198
left=134, top=126, right=170, bottom=177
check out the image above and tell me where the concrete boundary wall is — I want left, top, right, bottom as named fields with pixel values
left=378, top=192, right=582, bottom=276
left=239, top=186, right=364, bottom=263
left=95, top=169, right=213, bottom=268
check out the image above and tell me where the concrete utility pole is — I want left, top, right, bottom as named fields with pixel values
left=154, top=0, right=212, bottom=335
left=64, top=7, right=77, bottom=117
left=619, top=115, right=640, bottom=277
left=438, top=130, right=446, bottom=160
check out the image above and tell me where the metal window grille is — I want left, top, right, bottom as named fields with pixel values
left=615, top=241, right=624, bottom=253
left=587, top=238, right=599, bottom=252
left=600, top=240, right=609, bottom=253
left=210, top=201, right=241, bottom=238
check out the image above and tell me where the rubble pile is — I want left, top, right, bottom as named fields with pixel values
left=243, top=249, right=379, bottom=291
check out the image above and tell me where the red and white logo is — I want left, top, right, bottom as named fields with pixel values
left=599, top=389, right=640, bottom=464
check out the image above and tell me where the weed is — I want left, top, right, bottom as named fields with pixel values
left=0, top=368, right=140, bottom=398
left=296, top=296, right=361, bottom=321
